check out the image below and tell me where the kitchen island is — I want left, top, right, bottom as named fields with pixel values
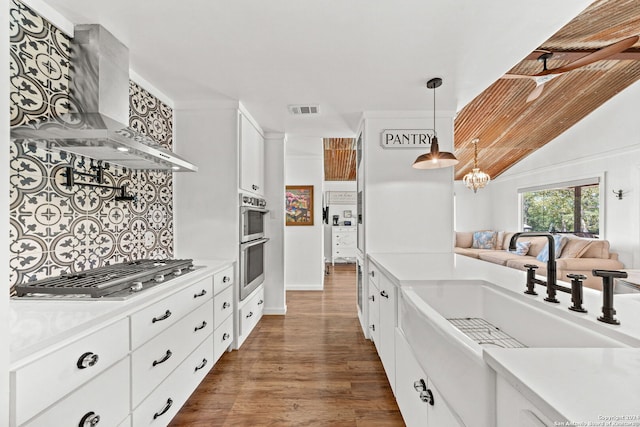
left=367, top=252, right=640, bottom=426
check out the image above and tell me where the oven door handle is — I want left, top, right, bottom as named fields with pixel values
left=241, top=207, right=269, bottom=214
left=240, top=238, right=270, bottom=249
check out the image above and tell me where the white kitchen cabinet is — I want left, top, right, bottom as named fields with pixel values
left=131, top=300, right=214, bottom=407
left=331, top=226, right=356, bottom=265
left=132, top=337, right=214, bottom=427
left=496, top=376, right=554, bottom=427
left=11, top=318, right=129, bottom=426
left=213, top=266, right=234, bottom=363
left=237, top=286, right=265, bottom=347
left=10, top=263, right=234, bottom=427
left=23, top=357, right=130, bottom=427
left=368, top=272, right=380, bottom=346
left=378, top=272, right=396, bottom=393
left=239, top=113, right=264, bottom=196
left=395, top=329, right=463, bottom=427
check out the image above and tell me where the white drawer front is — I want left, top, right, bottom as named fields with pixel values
left=213, top=315, right=234, bottom=364
left=133, top=337, right=214, bottom=427
left=131, top=276, right=213, bottom=349
left=23, top=357, right=130, bottom=427
left=13, top=318, right=129, bottom=426
left=131, top=300, right=213, bottom=407
left=240, top=288, right=264, bottom=337
left=118, top=415, right=132, bottom=427
left=214, top=285, right=234, bottom=329
left=213, top=266, right=234, bottom=295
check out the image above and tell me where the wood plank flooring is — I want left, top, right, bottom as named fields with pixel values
left=169, top=263, right=404, bottom=426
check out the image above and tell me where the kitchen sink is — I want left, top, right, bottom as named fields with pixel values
left=399, top=279, right=627, bottom=427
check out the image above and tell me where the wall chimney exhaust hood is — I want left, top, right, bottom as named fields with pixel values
left=10, top=24, right=197, bottom=172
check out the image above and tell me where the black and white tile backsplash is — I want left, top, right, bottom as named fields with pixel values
left=9, top=0, right=175, bottom=289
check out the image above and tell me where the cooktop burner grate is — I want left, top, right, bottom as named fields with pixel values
left=15, top=259, right=194, bottom=299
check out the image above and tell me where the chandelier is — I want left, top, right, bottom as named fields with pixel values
left=463, top=138, right=490, bottom=192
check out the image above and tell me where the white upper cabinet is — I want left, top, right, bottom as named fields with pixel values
left=239, top=113, right=265, bottom=196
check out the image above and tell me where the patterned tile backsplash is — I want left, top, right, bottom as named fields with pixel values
left=9, top=0, right=175, bottom=290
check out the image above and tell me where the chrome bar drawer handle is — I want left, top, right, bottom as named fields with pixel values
left=153, top=398, right=173, bottom=419
left=194, top=321, right=207, bottom=332
left=222, top=301, right=231, bottom=309
left=152, top=349, right=173, bottom=367
left=223, top=276, right=231, bottom=283
left=223, top=332, right=230, bottom=341
left=246, top=311, right=253, bottom=319
left=195, top=358, right=208, bottom=372
left=77, top=352, right=99, bottom=369
left=79, top=411, right=100, bottom=427
left=194, top=289, right=207, bottom=298
left=152, top=309, right=172, bottom=323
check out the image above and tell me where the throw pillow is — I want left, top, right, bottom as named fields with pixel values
left=560, top=237, right=591, bottom=259
left=472, top=231, right=497, bottom=249
left=536, top=235, right=568, bottom=262
left=506, top=241, right=531, bottom=256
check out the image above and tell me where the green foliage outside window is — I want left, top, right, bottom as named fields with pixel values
left=522, top=184, right=599, bottom=237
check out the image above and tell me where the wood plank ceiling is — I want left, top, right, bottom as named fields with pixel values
left=454, top=0, right=640, bottom=180
left=324, top=138, right=356, bottom=181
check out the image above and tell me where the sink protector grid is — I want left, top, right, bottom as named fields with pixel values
left=447, top=317, right=527, bottom=349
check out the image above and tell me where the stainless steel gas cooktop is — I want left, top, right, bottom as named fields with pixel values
left=14, top=259, right=195, bottom=300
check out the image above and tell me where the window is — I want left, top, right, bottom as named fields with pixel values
left=520, top=178, right=600, bottom=238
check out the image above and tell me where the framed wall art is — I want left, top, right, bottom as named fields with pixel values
left=286, top=185, right=314, bottom=226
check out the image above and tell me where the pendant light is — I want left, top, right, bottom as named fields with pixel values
left=462, top=138, right=491, bottom=192
left=412, top=77, right=459, bottom=169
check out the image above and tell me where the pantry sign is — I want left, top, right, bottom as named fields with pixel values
left=380, top=129, right=436, bottom=148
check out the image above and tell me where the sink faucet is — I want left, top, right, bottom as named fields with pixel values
left=509, top=232, right=561, bottom=303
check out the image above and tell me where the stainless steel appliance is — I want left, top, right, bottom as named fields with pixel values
left=240, top=194, right=268, bottom=243
left=13, top=259, right=195, bottom=300
left=239, top=238, right=268, bottom=301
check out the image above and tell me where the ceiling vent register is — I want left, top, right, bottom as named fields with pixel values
left=288, top=105, right=320, bottom=115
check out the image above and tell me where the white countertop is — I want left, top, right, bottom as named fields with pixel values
left=485, top=348, right=640, bottom=423
left=9, top=260, right=232, bottom=366
left=368, top=252, right=640, bottom=423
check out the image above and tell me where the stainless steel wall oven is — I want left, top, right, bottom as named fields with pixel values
left=240, top=194, right=268, bottom=243
left=239, top=193, right=268, bottom=300
left=239, top=237, right=268, bottom=300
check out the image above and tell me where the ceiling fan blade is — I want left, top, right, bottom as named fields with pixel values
left=526, top=82, right=546, bottom=103
left=537, top=35, right=639, bottom=76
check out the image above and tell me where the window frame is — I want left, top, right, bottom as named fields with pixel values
left=518, top=174, right=606, bottom=239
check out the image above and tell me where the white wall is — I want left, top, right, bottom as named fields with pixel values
left=285, top=137, right=325, bottom=290
left=454, top=180, right=494, bottom=231
left=264, top=133, right=286, bottom=313
left=323, top=181, right=357, bottom=261
left=173, top=107, right=239, bottom=263
left=458, top=80, right=640, bottom=268
left=1, top=0, right=11, bottom=422
left=363, top=113, right=454, bottom=254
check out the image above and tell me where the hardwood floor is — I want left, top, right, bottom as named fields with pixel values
left=170, top=263, right=404, bottom=426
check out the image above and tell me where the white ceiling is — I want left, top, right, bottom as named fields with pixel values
left=38, top=0, right=591, bottom=136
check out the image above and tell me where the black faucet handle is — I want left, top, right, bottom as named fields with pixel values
left=524, top=264, right=539, bottom=270
left=592, top=270, right=628, bottom=279
left=566, top=274, right=587, bottom=313
left=592, top=269, right=625, bottom=325
left=523, top=264, right=539, bottom=295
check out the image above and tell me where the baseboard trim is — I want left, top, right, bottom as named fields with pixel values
left=264, top=306, right=287, bottom=315
left=286, top=284, right=323, bottom=291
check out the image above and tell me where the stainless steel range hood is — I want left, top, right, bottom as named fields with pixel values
left=10, top=24, right=197, bottom=172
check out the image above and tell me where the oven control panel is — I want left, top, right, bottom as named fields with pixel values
left=240, top=194, right=266, bottom=208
